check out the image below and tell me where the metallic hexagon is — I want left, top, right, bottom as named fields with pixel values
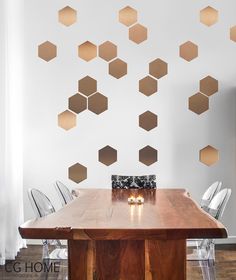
left=139, top=76, right=158, bottom=96
left=78, top=41, right=97, bottom=62
left=68, top=93, right=87, bottom=114
left=78, top=76, right=97, bottom=96
left=179, top=41, right=198, bottom=62
left=199, top=145, right=219, bottom=166
left=200, top=6, right=218, bottom=27
left=149, top=58, right=168, bottom=79
left=88, top=92, right=108, bottom=115
left=99, top=145, right=117, bottom=166
left=230, top=26, right=236, bottom=42
left=188, top=92, right=209, bottom=115
left=119, top=6, right=137, bottom=27
left=58, top=6, right=77, bottom=26
left=58, top=110, right=76, bottom=130
left=200, top=76, right=218, bottom=97
left=38, top=41, right=57, bottom=62
left=129, top=23, right=147, bottom=44
left=139, top=111, right=158, bottom=131
left=99, top=41, right=117, bottom=62
left=68, top=163, right=87, bottom=183
left=109, top=58, right=127, bottom=79
left=139, top=145, right=158, bottom=166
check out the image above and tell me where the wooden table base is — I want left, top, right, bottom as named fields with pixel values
left=68, top=239, right=186, bottom=280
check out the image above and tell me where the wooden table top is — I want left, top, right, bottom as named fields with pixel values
left=19, top=188, right=227, bottom=240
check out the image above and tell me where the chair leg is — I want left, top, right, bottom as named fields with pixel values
left=199, top=260, right=216, bottom=280
left=42, top=240, right=50, bottom=259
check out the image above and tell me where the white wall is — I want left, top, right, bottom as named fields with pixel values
left=23, top=0, right=236, bottom=241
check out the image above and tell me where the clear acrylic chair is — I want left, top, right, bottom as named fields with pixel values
left=187, top=188, right=232, bottom=280
left=28, top=188, right=67, bottom=260
left=54, top=181, right=74, bottom=207
left=200, top=181, right=222, bottom=211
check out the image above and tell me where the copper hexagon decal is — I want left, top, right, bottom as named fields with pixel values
left=200, top=145, right=219, bottom=166
left=99, top=41, right=117, bottom=62
left=38, top=41, right=57, bottom=62
left=68, top=93, right=87, bottom=114
left=179, top=41, right=198, bottom=62
left=139, top=111, right=158, bottom=131
left=200, top=6, right=218, bottom=27
left=58, top=6, right=77, bottom=26
left=119, top=6, right=138, bottom=27
left=88, top=92, right=108, bottom=115
left=68, top=163, right=87, bottom=183
left=129, top=23, right=147, bottom=44
left=230, top=26, right=236, bottom=42
left=139, top=76, right=158, bottom=96
left=139, top=146, right=158, bottom=166
left=149, top=58, right=168, bottom=79
left=78, top=41, right=97, bottom=62
left=200, top=76, right=218, bottom=97
left=78, top=76, right=97, bottom=96
left=188, top=92, right=209, bottom=115
left=99, top=145, right=117, bottom=166
left=58, top=110, right=76, bottom=130
left=109, top=58, right=127, bottom=79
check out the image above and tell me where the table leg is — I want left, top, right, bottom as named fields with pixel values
left=68, top=240, right=94, bottom=280
left=146, top=239, right=186, bottom=280
left=96, top=240, right=145, bottom=280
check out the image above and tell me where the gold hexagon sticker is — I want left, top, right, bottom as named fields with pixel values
left=199, top=145, right=219, bottom=166
left=119, top=6, right=138, bottom=27
left=149, top=58, right=168, bottom=79
left=78, top=41, right=97, bottom=62
left=200, top=6, right=218, bottom=27
left=68, top=93, right=87, bottom=114
left=78, top=76, right=97, bottom=96
left=58, top=110, right=76, bottom=130
left=230, top=26, right=236, bottom=42
left=99, top=41, right=117, bottom=62
left=139, top=111, right=158, bottom=131
left=58, top=6, right=77, bottom=26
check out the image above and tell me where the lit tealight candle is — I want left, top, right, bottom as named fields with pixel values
left=136, top=195, right=144, bottom=204
left=128, top=195, right=136, bottom=204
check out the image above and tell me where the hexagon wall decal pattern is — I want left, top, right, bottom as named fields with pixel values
left=139, top=76, right=158, bottom=96
left=88, top=92, right=108, bottom=115
left=129, top=23, right=147, bottom=44
left=99, top=41, right=117, bottom=62
left=200, top=6, right=218, bottom=27
left=78, top=41, right=97, bottom=62
left=199, top=145, right=219, bottom=166
left=58, top=6, right=77, bottom=26
left=200, top=76, right=218, bottom=96
left=99, top=145, right=117, bottom=166
left=109, top=58, right=127, bottom=79
left=78, top=76, right=97, bottom=96
left=58, top=110, right=76, bottom=130
left=68, top=162, right=87, bottom=183
left=230, top=26, right=236, bottom=42
left=179, top=41, right=198, bottom=62
left=139, top=111, right=158, bottom=131
left=68, top=93, right=87, bottom=114
left=149, top=58, right=168, bottom=79
left=188, top=92, right=209, bottom=115
left=139, top=146, right=158, bottom=166
left=38, top=41, right=57, bottom=62
left=119, top=6, right=137, bottom=27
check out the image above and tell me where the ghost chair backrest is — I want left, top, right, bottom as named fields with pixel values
left=201, top=181, right=222, bottom=210
left=54, top=181, right=73, bottom=207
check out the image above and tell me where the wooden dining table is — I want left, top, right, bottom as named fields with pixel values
left=19, top=188, right=227, bottom=280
